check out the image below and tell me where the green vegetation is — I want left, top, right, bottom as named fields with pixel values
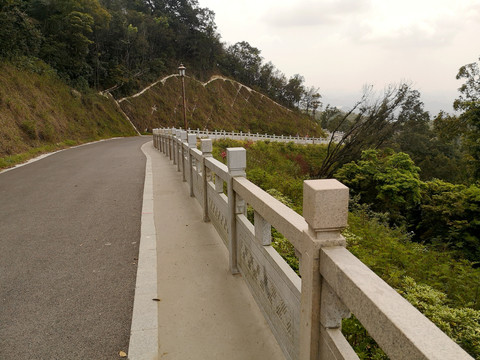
left=0, top=61, right=136, bottom=169
left=0, top=140, right=80, bottom=169
left=0, top=0, right=323, bottom=167
left=211, top=139, right=480, bottom=358
left=2, top=0, right=480, bottom=354
left=335, top=149, right=480, bottom=263
left=0, top=0, right=321, bottom=112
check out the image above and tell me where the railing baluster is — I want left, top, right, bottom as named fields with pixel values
left=188, top=134, right=196, bottom=197
left=254, top=211, right=271, bottom=246
left=227, top=148, right=246, bottom=274
left=201, top=139, right=212, bottom=222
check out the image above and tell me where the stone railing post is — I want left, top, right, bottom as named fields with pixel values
left=299, top=179, right=349, bottom=360
left=168, top=129, right=173, bottom=159
left=172, top=130, right=178, bottom=165
left=163, top=129, right=166, bottom=154
left=180, top=131, right=187, bottom=179
left=170, top=128, right=174, bottom=157
left=163, top=129, right=167, bottom=154
left=201, top=139, right=212, bottom=222
left=161, top=129, right=165, bottom=154
left=227, top=148, right=246, bottom=275
left=178, top=130, right=184, bottom=170
left=173, top=130, right=177, bottom=163
left=170, top=128, right=174, bottom=161
left=188, top=134, right=196, bottom=197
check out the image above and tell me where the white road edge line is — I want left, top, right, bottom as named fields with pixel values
left=0, top=138, right=124, bottom=175
left=128, top=141, right=158, bottom=360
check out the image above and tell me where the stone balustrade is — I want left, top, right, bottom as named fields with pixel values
left=152, top=128, right=472, bottom=360
left=162, top=127, right=344, bottom=145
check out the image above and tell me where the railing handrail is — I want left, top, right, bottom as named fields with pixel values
left=320, top=246, right=471, bottom=359
left=164, top=127, right=344, bottom=145
left=151, top=127, right=473, bottom=360
left=233, top=176, right=307, bottom=252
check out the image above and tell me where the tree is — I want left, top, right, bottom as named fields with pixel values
left=26, top=0, right=111, bottom=86
left=301, top=86, right=321, bottom=116
left=283, top=74, right=305, bottom=108
left=454, top=57, right=480, bottom=180
left=335, top=149, right=422, bottom=224
left=0, top=1, right=43, bottom=59
left=416, top=180, right=480, bottom=261
left=221, top=41, right=262, bottom=86
left=315, top=84, right=414, bottom=178
left=385, top=91, right=466, bottom=182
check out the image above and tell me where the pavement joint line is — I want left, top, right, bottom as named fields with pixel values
left=128, top=141, right=159, bottom=360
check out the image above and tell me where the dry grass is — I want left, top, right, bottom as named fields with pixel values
left=119, top=75, right=324, bottom=136
left=0, top=62, right=137, bottom=168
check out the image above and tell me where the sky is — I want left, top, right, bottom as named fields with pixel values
left=197, top=0, right=480, bottom=114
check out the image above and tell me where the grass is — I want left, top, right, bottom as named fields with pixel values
left=119, top=75, right=324, bottom=137
left=0, top=137, right=120, bottom=170
left=0, top=59, right=137, bottom=162
left=0, top=141, right=76, bottom=169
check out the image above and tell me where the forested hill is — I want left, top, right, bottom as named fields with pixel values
left=117, top=75, right=322, bottom=136
left=1, top=0, right=320, bottom=111
left=0, top=0, right=324, bottom=166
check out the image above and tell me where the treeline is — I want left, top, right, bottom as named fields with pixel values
left=308, top=67, right=480, bottom=261
left=0, top=0, right=319, bottom=109
left=315, top=59, right=480, bottom=186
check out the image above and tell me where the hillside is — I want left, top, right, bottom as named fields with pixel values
left=0, top=62, right=323, bottom=170
left=117, top=75, right=323, bottom=137
left=0, top=62, right=137, bottom=168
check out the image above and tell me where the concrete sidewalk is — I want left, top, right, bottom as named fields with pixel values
left=145, top=142, right=285, bottom=360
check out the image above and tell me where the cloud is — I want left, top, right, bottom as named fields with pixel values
left=264, top=0, right=476, bottom=49
left=265, top=0, right=371, bottom=28
left=351, top=12, right=462, bottom=48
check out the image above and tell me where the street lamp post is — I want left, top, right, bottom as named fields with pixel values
left=178, top=64, right=187, bottom=130
left=311, top=100, right=321, bottom=119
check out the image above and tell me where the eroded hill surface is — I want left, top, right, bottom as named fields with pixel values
left=118, top=75, right=323, bottom=137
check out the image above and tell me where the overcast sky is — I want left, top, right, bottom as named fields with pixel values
left=197, top=0, right=480, bottom=114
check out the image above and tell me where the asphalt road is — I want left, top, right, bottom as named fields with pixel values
left=0, top=136, right=150, bottom=359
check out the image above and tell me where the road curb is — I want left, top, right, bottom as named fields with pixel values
left=128, top=142, right=159, bottom=360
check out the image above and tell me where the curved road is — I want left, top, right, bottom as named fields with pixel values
left=0, top=137, right=150, bottom=359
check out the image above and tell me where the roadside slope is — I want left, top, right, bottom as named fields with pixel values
left=118, top=74, right=324, bottom=137
left=0, top=61, right=137, bottom=168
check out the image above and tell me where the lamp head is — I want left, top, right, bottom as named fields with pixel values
left=178, top=63, right=186, bottom=77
